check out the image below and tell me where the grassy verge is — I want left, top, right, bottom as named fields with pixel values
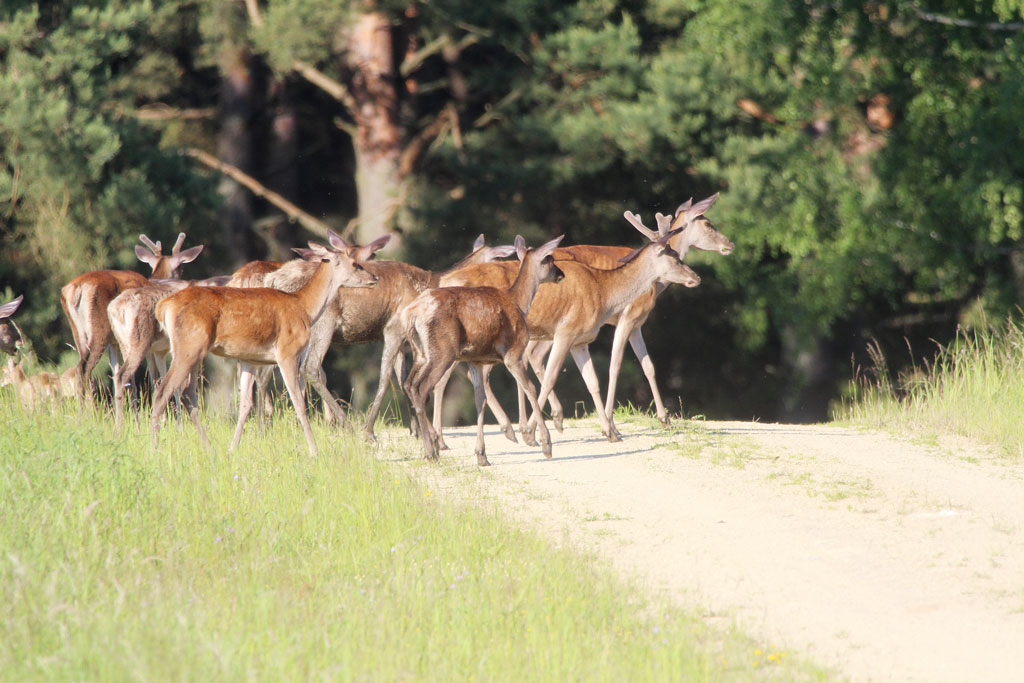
left=837, top=321, right=1024, bottom=457
left=0, top=397, right=823, bottom=681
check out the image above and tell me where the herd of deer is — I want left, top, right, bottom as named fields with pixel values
left=0, top=193, right=733, bottom=465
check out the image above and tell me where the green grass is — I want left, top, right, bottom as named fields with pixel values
left=837, top=320, right=1024, bottom=458
left=0, top=396, right=823, bottom=681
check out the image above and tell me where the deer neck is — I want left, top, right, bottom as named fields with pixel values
left=150, top=259, right=176, bottom=280
left=598, top=250, right=661, bottom=312
left=292, top=260, right=336, bottom=323
left=668, top=226, right=696, bottom=260
left=507, top=257, right=543, bottom=315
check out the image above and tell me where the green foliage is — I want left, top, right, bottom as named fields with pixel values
left=840, top=317, right=1024, bottom=458
left=0, top=2, right=218, bottom=361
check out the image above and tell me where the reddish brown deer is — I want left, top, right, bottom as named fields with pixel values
left=396, top=235, right=564, bottom=464
left=432, top=194, right=730, bottom=444
left=60, top=233, right=204, bottom=400
left=540, top=193, right=732, bottom=435
left=107, top=275, right=231, bottom=430
left=439, top=231, right=700, bottom=445
left=150, top=248, right=378, bottom=457
left=264, top=232, right=515, bottom=428
left=0, top=295, right=24, bottom=356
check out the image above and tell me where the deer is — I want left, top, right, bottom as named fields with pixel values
left=2, top=359, right=81, bottom=409
left=107, top=275, right=233, bottom=430
left=533, top=193, right=732, bottom=436
left=0, top=295, right=25, bottom=356
left=436, top=230, right=700, bottom=446
left=265, top=232, right=516, bottom=429
left=396, top=235, right=564, bottom=465
left=150, top=247, right=378, bottom=458
left=60, top=233, right=204, bottom=401
left=429, top=194, right=731, bottom=445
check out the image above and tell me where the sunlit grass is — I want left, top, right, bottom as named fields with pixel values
left=837, top=319, right=1024, bottom=457
left=0, top=396, right=823, bottom=681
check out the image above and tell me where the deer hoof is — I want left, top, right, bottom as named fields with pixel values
left=659, top=415, right=671, bottom=427
left=542, top=443, right=552, bottom=459
left=606, top=430, right=622, bottom=443
left=476, top=450, right=491, bottom=467
left=552, top=413, right=564, bottom=432
left=522, top=432, right=538, bottom=448
left=502, top=425, right=518, bottom=443
left=364, top=430, right=378, bottom=446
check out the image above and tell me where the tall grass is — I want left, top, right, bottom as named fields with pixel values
left=0, top=397, right=819, bottom=681
left=838, top=319, right=1024, bottom=457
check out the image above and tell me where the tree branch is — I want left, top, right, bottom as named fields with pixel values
left=909, top=5, right=1024, bottom=31
left=134, top=104, right=216, bottom=121
left=241, top=0, right=358, bottom=115
left=184, top=147, right=336, bottom=240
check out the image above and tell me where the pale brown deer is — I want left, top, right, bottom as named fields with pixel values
left=539, top=193, right=732, bottom=435
left=2, top=359, right=81, bottom=408
left=397, top=235, right=564, bottom=464
left=0, top=295, right=24, bottom=356
left=265, top=232, right=515, bottom=428
left=439, top=231, right=700, bottom=445
left=60, top=233, right=204, bottom=400
left=432, top=194, right=730, bottom=444
left=150, top=248, right=378, bottom=457
left=107, top=275, right=232, bottom=430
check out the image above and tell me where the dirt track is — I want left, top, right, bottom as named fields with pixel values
left=379, top=418, right=1024, bottom=682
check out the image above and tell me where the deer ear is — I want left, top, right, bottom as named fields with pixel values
left=172, top=245, right=204, bottom=266
left=514, top=235, right=527, bottom=261
left=487, top=244, right=517, bottom=259
left=472, top=234, right=486, bottom=251
left=687, top=192, right=720, bottom=219
left=0, top=295, right=23, bottom=319
left=355, top=234, right=392, bottom=261
left=135, top=245, right=160, bottom=268
left=327, top=229, right=349, bottom=252
left=536, top=234, right=564, bottom=260
left=674, top=199, right=693, bottom=217
left=292, top=247, right=318, bottom=261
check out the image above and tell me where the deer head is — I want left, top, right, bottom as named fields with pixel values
left=624, top=192, right=733, bottom=257
left=619, top=230, right=701, bottom=288
left=136, top=233, right=205, bottom=279
left=0, top=295, right=24, bottom=356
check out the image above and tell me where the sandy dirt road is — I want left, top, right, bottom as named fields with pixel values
left=378, top=418, right=1024, bottom=682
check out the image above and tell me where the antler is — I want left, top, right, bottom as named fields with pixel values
left=171, top=232, right=187, bottom=255
left=138, top=234, right=162, bottom=255
left=623, top=211, right=661, bottom=241
left=654, top=213, right=673, bottom=235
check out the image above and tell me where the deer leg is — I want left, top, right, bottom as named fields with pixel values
left=113, top=343, right=149, bottom=432
left=468, top=364, right=490, bottom=466
left=627, top=328, right=670, bottom=424
left=411, top=359, right=455, bottom=461
left=480, top=363, right=517, bottom=443
left=300, top=320, right=345, bottom=427
left=181, top=364, right=209, bottom=450
left=253, top=365, right=273, bottom=431
left=570, top=344, right=620, bottom=442
left=365, top=326, right=406, bottom=444
left=526, top=340, right=563, bottom=431
left=394, top=350, right=419, bottom=437
left=229, top=363, right=257, bottom=453
left=525, top=335, right=572, bottom=445
left=429, top=362, right=457, bottom=449
left=279, top=355, right=319, bottom=458
left=151, top=348, right=202, bottom=449
left=602, top=319, right=634, bottom=435
left=506, top=356, right=552, bottom=458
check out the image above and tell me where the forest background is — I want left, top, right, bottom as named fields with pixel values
left=3, top=0, right=1024, bottom=423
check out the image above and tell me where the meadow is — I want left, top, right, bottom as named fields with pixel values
left=838, top=319, right=1024, bottom=458
left=0, top=396, right=819, bottom=681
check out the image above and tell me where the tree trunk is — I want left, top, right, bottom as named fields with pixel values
left=345, top=9, right=406, bottom=255
left=218, top=47, right=259, bottom=265
left=778, top=324, right=834, bottom=423
left=265, top=78, right=301, bottom=259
